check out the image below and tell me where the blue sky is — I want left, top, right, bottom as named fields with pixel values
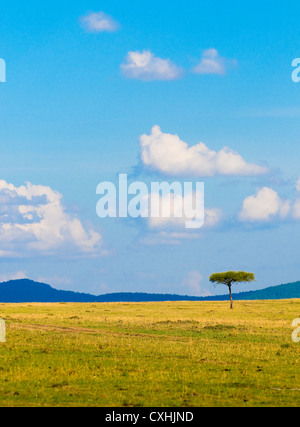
left=0, top=0, right=300, bottom=296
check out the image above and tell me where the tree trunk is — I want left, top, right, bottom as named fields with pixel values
left=228, top=285, right=233, bottom=309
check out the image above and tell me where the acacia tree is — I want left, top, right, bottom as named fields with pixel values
left=209, top=271, right=255, bottom=309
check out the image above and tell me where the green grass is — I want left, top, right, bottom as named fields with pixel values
left=0, top=300, right=300, bottom=407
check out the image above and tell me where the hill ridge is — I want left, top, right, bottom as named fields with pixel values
left=0, top=278, right=299, bottom=303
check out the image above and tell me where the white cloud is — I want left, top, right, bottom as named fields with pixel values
left=140, top=126, right=268, bottom=177
left=121, top=51, right=183, bottom=81
left=36, top=275, right=73, bottom=288
left=292, top=177, right=300, bottom=218
left=182, top=271, right=212, bottom=297
left=238, top=179, right=300, bottom=223
left=0, top=180, right=102, bottom=257
left=135, top=187, right=221, bottom=231
left=147, top=194, right=221, bottom=229
left=80, top=11, right=120, bottom=33
left=239, top=187, right=291, bottom=222
left=292, top=198, right=300, bottom=219
left=146, top=191, right=203, bottom=229
left=193, top=48, right=236, bottom=75
left=204, top=208, right=223, bottom=227
left=0, top=271, right=28, bottom=283
left=140, top=191, right=221, bottom=245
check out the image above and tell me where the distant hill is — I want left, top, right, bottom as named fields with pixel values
left=0, top=279, right=299, bottom=303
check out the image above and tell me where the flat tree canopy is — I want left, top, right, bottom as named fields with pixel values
left=209, top=271, right=255, bottom=286
left=209, top=271, right=255, bottom=309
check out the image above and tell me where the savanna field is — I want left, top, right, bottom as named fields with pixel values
left=0, top=300, right=299, bottom=407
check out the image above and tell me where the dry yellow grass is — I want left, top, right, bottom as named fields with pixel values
left=0, top=300, right=299, bottom=407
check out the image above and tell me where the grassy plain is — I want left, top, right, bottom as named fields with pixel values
left=0, top=300, right=299, bottom=407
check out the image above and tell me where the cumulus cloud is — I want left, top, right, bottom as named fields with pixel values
left=238, top=179, right=300, bottom=223
left=292, top=178, right=300, bottom=218
left=121, top=51, right=183, bottom=81
left=146, top=190, right=203, bottom=229
left=204, top=208, right=223, bottom=228
left=292, top=199, right=300, bottom=219
left=36, top=275, right=73, bottom=288
left=140, top=126, right=268, bottom=177
left=239, top=187, right=291, bottom=222
left=193, top=48, right=236, bottom=75
left=80, top=11, right=120, bottom=33
left=182, top=271, right=212, bottom=297
left=147, top=196, right=221, bottom=230
left=131, top=185, right=221, bottom=231
left=0, top=271, right=28, bottom=282
left=0, top=180, right=102, bottom=257
left=140, top=191, right=221, bottom=245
